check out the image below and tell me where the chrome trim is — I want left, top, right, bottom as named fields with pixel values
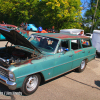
left=16, top=53, right=95, bottom=79
left=8, top=71, right=16, bottom=82
left=0, top=74, right=16, bottom=90
left=0, top=66, right=9, bottom=78
left=0, top=66, right=9, bottom=71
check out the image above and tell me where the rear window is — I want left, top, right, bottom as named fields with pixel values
left=81, top=39, right=92, bottom=48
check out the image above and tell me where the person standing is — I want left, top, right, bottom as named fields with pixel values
left=2, top=21, right=5, bottom=24
left=78, top=31, right=84, bottom=36
left=20, top=22, right=24, bottom=29
left=48, top=26, right=55, bottom=33
left=24, top=22, right=28, bottom=30
left=36, top=27, right=48, bottom=33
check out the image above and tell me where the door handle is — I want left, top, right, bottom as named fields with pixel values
left=69, top=55, right=73, bottom=57
left=82, top=51, right=85, bottom=53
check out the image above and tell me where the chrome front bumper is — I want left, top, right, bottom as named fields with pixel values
left=0, top=74, right=17, bottom=90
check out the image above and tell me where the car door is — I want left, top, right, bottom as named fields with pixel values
left=71, top=39, right=85, bottom=69
left=81, top=39, right=96, bottom=61
left=53, top=40, right=73, bottom=77
left=41, top=55, right=55, bottom=80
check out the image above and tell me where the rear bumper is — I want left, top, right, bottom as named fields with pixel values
left=0, top=74, right=17, bottom=90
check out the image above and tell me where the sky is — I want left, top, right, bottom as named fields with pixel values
left=81, top=0, right=90, bottom=17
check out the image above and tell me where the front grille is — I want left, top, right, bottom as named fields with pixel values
left=0, top=66, right=9, bottom=78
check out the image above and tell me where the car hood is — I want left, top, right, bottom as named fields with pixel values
left=0, top=26, right=41, bottom=53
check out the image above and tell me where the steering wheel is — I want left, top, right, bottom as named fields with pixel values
left=46, top=46, right=53, bottom=50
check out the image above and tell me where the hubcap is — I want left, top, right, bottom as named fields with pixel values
left=26, top=75, right=38, bottom=91
left=81, top=60, right=85, bottom=69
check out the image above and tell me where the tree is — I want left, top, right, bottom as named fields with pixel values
left=84, top=0, right=100, bottom=32
left=0, top=0, right=82, bottom=30
left=31, top=0, right=82, bottom=30
left=0, top=0, right=38, bottom=25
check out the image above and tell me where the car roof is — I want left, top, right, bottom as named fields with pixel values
left=33, top=33, right=89, bottom=39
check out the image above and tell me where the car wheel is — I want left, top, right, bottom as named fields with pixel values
left=96, top=51, right=100, bottom=57
left=21, top=74, right=41, bottom=95
left=75, top=60, right=86, bottom=72
left=30, top=28, right=32, bottom=31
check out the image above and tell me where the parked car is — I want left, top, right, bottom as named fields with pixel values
left=0, top=24, right=29, bottom=39
left=92, top=30, right=100, bottom=56
left=85, top=33, right=93, bottom=39
left=0, top=26, right=96, bottom=95
left=60, top=29, right=84, bottom=35
left=26, top=24, right=38, bottom=31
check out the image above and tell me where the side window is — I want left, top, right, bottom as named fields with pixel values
left=57, top=40, right=69, bottom=53
left=71, top=39, right=81, bottom=50
left=81, top=39, right=91, bottom=48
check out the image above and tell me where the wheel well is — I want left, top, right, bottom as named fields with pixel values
left=38, top=72, right=45, bottom=82
left=85, top=58, right=88, bottom=63
left=27, top=72, right=45, bottom=84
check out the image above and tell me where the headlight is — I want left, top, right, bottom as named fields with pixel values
left=8, top=71, right=15, bottom=82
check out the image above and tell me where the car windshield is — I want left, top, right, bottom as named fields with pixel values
left=28, top=34, right=59, bottom=52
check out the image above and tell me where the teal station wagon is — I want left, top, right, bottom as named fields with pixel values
left=0, top=26, right=96, bottom=95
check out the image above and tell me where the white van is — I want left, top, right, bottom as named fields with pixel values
left=60, top=29, right=84, bottom=35
left=60, top=29, right=84, bottom=43
left=92, top=30, right=100, bottom=55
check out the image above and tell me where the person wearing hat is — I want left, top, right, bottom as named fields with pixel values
left=36, top=27, right=48, bottom=33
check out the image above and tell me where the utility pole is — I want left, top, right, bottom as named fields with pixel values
left=91, top=0, right=99, bottom=33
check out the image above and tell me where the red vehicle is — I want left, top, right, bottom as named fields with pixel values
left=0, top=24, right=29, bottom=39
